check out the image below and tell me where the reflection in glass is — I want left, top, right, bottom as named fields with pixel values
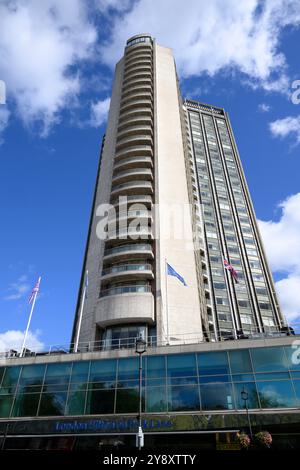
left=70, top=362, right=89, bottom=383
left=201, top=383, right=234, bottom=410
left=198, top=352, right=230, bottom=376
left=257, top=381, right=297, bottom=408
left=146, top=356, right=166, bottom=378
left=233, top=382, right=259, bottom=409
left=167, top=354, right=197, bottom=384
left=116, top=388, right=141, bottom=413
left=168, top=385, right=200, bottom=411
left=11, top=393, right=40, bottom=417
left=44, top=363, right=72, bottom=385
left=285, top=346, right=300, bottom=371
left=1, top=366, right=21, bottom=393
left=38, top=392, right=67, bottom=416
left=66, top=390, right=86, bottom=415
left=145, top=386, right=167, bottom=412
left=292, top=380, right=300, bottom=406
left=229, top=349, right=252, bottom=374
left=251, top=347, right=288, bottom=372
left=86, top=389, right=115, bottom=415
left=89, top=359, right=117, bottom=388
left=117, top=357, right=141, bottom=387
left=0, top=395, right=13, bottom=418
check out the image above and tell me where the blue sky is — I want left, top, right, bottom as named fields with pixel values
left=0, top=0, right=300, bottom=351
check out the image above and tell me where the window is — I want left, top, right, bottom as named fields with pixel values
left=198, top=351, right=230, bottom=375
left=229, top=349, right=252, bottom=374
left=201, top=383, right=234, bottom=410
left=214, top=282, right=226, bottom=290
left=262, top=318, right=275, bottom=327
left=146, top=386, right=167, bottom=412
left=251, top=347, right=288, bottom=372
left=218, top=313, right=232, bottom=322
left=90, top=359, right=117, bottom=388
left=238, top=300, right=249, bottom=308
left=250, top=260, right=261, bottom=269
left=257, top=381, right=297, bottom=408
left=168, top=385, right=200, bottom=411
left=167, top=354, right=197, bottom=385
left=256, top=287, right=268, bottom=296
left=233, top=382, right=259, bottom=409
left=259, top=303, right=272, bottom=310
left=240, top=315, right=253, bottom=325
left=216, top=297, right=229, bottom=306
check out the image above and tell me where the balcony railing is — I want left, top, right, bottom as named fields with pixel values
left=104, top=243, right=152, bottom=257
left=102, top=263, right=152, bottom=276
left=100, top=284, right=152, bottom=297
left=1, top=325, right=298, bottom=358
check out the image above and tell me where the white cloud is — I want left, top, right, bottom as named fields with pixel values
left=275, top=276, right=300, bottom=322
left=258, top=103, right=271, bottom=113
left=0, top=0, right=97, bottom=135
left=0, top=330, right=44, bottom=353
left=90, top=97, right=110, bottom=127
left=0, top=107, right=10, bottom=145
left=99, top=0, right=300, bottom=93
left=269, top=115, right=300, bottom=144
left=258, top=193, right=300, bottom=323
left=3, top=275, right=30, bottom=301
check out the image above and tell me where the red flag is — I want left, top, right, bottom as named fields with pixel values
left=224, top=259, right=239, bottom=283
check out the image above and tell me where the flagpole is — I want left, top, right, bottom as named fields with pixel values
left=165, top=259, right=170, bottom=345
left=74, top=270, right=88, bottom=353
left=20, top=276, right=41, bottom=358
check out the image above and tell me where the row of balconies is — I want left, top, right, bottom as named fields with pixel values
left=112, top=167, right=153, bottom=184
left=98, top=41, right=154, bottom=305
left=101, top=262, right=154, bottom=282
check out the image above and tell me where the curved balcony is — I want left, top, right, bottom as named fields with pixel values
left=111, top=194, right=153, bottom=209
left=119, top=98, right=152, bottom=115
left=125, top=49, right=153, bottom=64
left=124, top=64, right=152, bottom=79
left=116, top=135, right=153, bottom=151
left=118, top=116, right=153, bottom=132
left=112, top=168, right=153, bottom=184
left=125, top=43, right=152, bottom=55
left=100, top=284, right=152, bottom=298
left=121, top=85, right=153, bottom=100
left=106, top=226, right=154, bottom=241
left=118, top=108, right=153, bottom=126
left=113, top=156, right=153, bottom=172
left=121, top=91, right=153, bottom=107
left=103, top=243, right=154, bottom=262
left=122, top=77, right=152, bottom=93
left=108, top=209, right=153, bottom=229
left=123, top=71, right=152, bottom=87
left=110, top=180, right=153, bottom=197
left=114, top=145, right=153, bottom=161
left=125, top=48, right=152, bottom=59
left=117, top=124, right=153, bottom=140
left=95, top=290, right=154, bottom=328
left=124, top=59, right=152, bottom=73
left=124, top=57, right=152, bottom=72
left=125, top=49, right=152, bottom=60
left=101, top=263, right=154, bottom=282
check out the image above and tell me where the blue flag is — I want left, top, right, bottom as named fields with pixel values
left=166, top=263, right=187, bottom=286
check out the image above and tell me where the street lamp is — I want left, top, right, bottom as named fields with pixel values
left=135, top=335, right=147, bottom=450
left=241, top=388, right=253, bottom=439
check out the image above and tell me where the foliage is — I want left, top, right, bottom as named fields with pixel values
left=254, top=431, right=272, bottom=448
left=236, top=432, right=251, bottom=449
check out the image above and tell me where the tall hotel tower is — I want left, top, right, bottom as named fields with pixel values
left=72, top=34, right=285, bottom=348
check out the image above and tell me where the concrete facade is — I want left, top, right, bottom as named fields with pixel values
left=72, top=35, right=203, bottom=348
